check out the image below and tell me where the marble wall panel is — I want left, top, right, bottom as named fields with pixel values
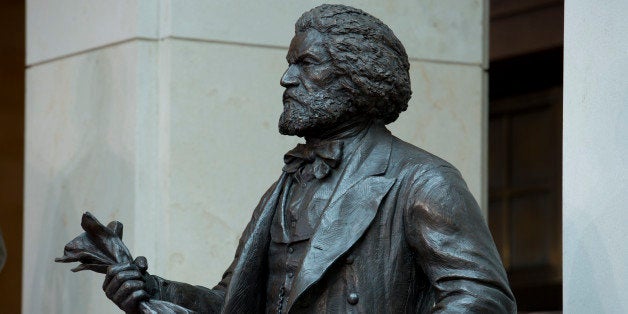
left=27, top=0, right=159, bottom=64
left=28, top=1, right=484, bottom=66
left=159, top=39, right=300, bottom=284
left=24, top=41, right=158, bottom=314
left=169, top=0, right=485, bottom=65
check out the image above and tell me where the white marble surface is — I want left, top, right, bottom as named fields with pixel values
left=159, top=39, right=300, bottom=284
left=563, top=0, right=628, bottom=312
left=27, top=0, right=160, bottom=64
left=24, top=41, right=159, bottom=314
left=28, top=0, right=484, bottom=66
left=171, top=0, right=484, bottom=64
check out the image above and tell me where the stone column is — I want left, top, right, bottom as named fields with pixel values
left=563, top=0, right=628, bottom=312
left=24, top=1, right=488, bottom=313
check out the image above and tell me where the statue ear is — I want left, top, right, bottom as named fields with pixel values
left=106, top=221, right=124, bottom=240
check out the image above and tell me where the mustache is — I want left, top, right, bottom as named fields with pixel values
left=283, top=89, right=299, bottom=103
left=283, top=87, right=319, bottom=103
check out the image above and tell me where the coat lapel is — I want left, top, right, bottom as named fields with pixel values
left=221, top=173, right=288, bottom=314
left=286, top=124, right=395, bottom=311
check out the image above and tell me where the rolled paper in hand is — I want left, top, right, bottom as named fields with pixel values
left=56, top=212, right=196, bottom=313
left=55, top=212, right=132, bottom=273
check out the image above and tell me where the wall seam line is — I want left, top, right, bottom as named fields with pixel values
left=28, top=37, right=483, bottom=68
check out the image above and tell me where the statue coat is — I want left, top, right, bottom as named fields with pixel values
left=153, top=123, right=516, bottom=313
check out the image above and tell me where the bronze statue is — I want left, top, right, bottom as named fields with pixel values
left=57, top=4, right=515, bottom=313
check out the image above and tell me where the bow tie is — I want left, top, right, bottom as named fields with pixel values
left=283, top=141, right=343, bottom=181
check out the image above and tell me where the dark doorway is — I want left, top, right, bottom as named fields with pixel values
left=0, top=0, right=25, bottom=312
left=489, top=0, right=563, bottom=312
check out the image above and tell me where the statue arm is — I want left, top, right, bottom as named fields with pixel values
left=143, top=219, right=250, bottom=313
left=145, top=275, right=227, bottom=313
left=404, top=165, right=516, bottom=313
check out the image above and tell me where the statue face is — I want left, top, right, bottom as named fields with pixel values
left=279, top=29, right=354, bottom=137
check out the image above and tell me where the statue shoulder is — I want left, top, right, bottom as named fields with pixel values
left=387, top=136, right=476, bottom=216
left=388, top=135, right=460, bottom=178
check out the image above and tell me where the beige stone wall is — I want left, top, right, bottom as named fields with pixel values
left=24, top=1, right=487, bottom=313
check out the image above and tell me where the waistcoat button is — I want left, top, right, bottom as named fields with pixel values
left=345, top=254, right=355, bottom=265
left=347, top=292, right=359, bottom=305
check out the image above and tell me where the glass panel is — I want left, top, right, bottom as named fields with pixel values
left=510, top=193, right=552, bottom=268
left=489, top=116, right=507, bottom=189
left=510, top=108, right=554, bottom=188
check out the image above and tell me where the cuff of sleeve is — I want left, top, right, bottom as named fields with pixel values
left=143, top=273, right=161, bottom=300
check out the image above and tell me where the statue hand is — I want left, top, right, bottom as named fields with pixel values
left=103, top=257, right=150, bottom=313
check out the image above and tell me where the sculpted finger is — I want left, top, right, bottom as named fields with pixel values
left=120, top=289, right=149, bottom=313
left=103, top=263, right=137, bottom=291
left=104, top=270, right=143, bottom=299
left=133, top=256, right=148, bottom=273
left=112, top=280, right=144, bottom=306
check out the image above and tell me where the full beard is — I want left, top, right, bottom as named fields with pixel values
left=278, top=89, right=354, bottom=137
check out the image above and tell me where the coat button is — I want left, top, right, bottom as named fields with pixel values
left=345, top=254, right=355, bottom=265
left=347, top=293, right=359, bottom=305
left=288, top=247, right=294, bottom=253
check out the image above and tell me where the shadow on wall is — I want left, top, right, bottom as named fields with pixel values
left=25, top=53, right=135, bottom=313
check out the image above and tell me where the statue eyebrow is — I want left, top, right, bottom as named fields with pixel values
left=286, top=51, right=323, bottom=64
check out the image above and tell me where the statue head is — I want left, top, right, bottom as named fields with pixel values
left=279, top=4, right=412, bottom=138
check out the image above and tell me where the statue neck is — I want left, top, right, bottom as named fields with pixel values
left=305, top=118, right=372, bottom=145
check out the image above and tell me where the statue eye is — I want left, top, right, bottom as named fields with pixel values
left=300, top=57, right=318, bottom=66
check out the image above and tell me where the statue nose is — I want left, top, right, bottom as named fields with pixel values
left=280, top=65, right=299, bottom=87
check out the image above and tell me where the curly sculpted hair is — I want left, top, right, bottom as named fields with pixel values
left=295, top=4, right=412, bottom=124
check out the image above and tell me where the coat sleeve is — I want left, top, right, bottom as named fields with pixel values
left=403, top=165, right=516, bottom=313
left=144, top=178, right=282, bottom=313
